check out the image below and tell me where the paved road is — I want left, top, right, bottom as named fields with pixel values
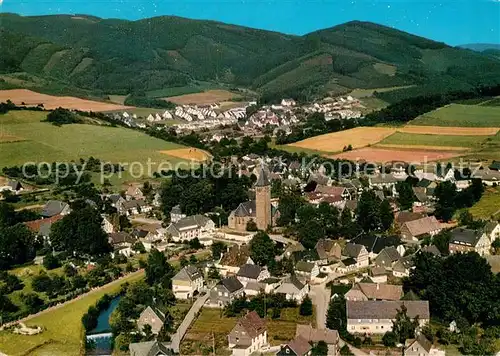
left=309, top=283, right=331, bottom=329
left=269, top=234, right=298, bottom=245
left=130, top=217, right=163, bottom=225
left=170, top=293, right=209, bottom=353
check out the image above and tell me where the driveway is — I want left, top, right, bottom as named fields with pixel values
left=309, top=283, right=331, bottom=329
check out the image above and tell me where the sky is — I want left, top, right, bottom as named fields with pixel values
left=0, top=0, right=499, bottom=45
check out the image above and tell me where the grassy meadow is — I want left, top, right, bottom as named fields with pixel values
left=469, top=186, right=500, bottom=219
left=410, top=104, right=500, bottom=127
left=379, top=132, right=489, bottom=149
left=0, top=110, right=190, bottom=179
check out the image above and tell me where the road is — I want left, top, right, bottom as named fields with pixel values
left=170, top=293, right=209, bottom=353
left=130, top=217, right=163, bottom=225
left=309, top=282, right=331, bottom=329
left=269, top=234, right=298, bottom=245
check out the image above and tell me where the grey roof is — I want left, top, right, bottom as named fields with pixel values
left=483, top=221, right=499, bottom=235
left=295, top=261, right=315, bottom=272
left=421, top=244, right=441, bottom=256
left=232, top=200, right=256, bottom=217
left=393, top=256, right=415, bottom=272
left=347, top=300, right=430, bottom=320
left=129, top=341, right=172, bottom=356
left=405, top=334, right=433, bottom=354
left=237, top=264, right=262, bottom=279
left=167, top=215, right=211, bottom=236
left=369, top=174, right=400, bottom=185
left=38, top=222, right=53, bottom=238
left=121, top=199, right=148, bottom=210
left=109, top=232, right=136, bottom=245
left=288, top=275, right=305, bottom=290
left=344, top=243, right=365, bottom=258
left=109, top=194, right=123, bottom=204
left=219, top=276, right=244, bottom=293
left=173, top=265, right=203, bottom=282
left=7, top=180, right=22, bottom=190
left=41, top=200, right=69, bottom=217
left=450, top=228, right=482, bottom=246
left=377, top=247, right=401, bottom=263
left=255, top=164, right=271, bottom=187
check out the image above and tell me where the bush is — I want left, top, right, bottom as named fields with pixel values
left=0, top=271, right=24, bottom=294
left=23, top=292, right=44, bottom=313
left=32, top=273, right=53, bottom=293
left=44, top=107, right=82, bottom=126
left=43, top=254, right=61, bottom=270
left=383, top=331, right=397, bottom=347
left=299, top=295, right=313, bottom=316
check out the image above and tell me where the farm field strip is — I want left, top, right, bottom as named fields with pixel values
left=0, top=89, right=133, bottom=112
left=398, top=125, right=499, bottom=136
left=379, top=132, right=488, bottom=148
left=331, top=147, right=464, bottom=163
left=376, top=144, right=470, bottom=151
left=288, top=127, right=396, bottom=153
left=160, top=148, right=212, bottom=162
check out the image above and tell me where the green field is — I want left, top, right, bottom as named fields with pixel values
left=0, top=110, right=188, bottom=178
left=379, top=132, right=488, bottom=148
left=0, top=271, right=144, bottom=356
left=410, top=104, right=500, bottom=127
left=469, top=187, right=500, bottom=219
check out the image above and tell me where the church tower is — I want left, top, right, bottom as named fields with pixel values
left=255, top=164, right=271, bottom=231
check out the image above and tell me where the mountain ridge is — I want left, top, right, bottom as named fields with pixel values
left=1, top=13, right=500, bottom=102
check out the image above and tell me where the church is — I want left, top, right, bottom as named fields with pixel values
left=228, top=165, right=275, bottom=231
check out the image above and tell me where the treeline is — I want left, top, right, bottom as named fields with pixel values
left=124, top=92, right=176, bottom=109
left=365, top=84, right=500, bottom=125
left=43, top=107, right=82, bottom=126
left=224, top=293, right=297, bottom=319
left=434, top=179, right=484, bottom=221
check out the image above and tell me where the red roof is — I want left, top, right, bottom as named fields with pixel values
left=24, top=214, right=64, bottom=233
left=315, top=185, right=345, bottom=196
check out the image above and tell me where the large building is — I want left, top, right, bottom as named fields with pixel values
left=229, top=165, right=272, bottom=231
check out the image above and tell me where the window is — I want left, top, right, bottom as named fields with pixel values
left=351, top=326, right=355, bottom=330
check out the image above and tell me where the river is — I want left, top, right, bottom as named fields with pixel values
left=86, top=296, right=121, bottom=355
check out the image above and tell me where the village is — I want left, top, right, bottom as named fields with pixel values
left=2, top=150, right=500, bottom=356
left=109, top=96, right=363, bottom=138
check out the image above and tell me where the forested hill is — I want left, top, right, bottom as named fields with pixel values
left=1, top=13, right=500, bottom=100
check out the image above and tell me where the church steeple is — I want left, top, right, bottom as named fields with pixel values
left=255, top=164, right=270, bottom=187
left=255, top=163, right=271, bottom=230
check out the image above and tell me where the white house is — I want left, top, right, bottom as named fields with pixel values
left=275, top=276, right=309, bottom=302
left=166, top=214, right=215, bottom=242
left=228, top=311, right=267, bottom=356
left=236, top=264, right=270, bottom=287
left=172, top=266, right=204, bottom=299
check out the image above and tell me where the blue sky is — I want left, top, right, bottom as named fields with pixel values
left=1, top=0, right=499, bottom=45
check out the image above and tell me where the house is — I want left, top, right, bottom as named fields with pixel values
left=489, top=160, right=500, bottom=171
left=368, top=174, right=400, bottom=194
left=346, top=300, right=430, bottom=334
left=102, top=215, right=114, bottom=234
left=120, top=200, right=151, bottom=216
left=393, top=256, right=415, bottom=278
left=126, top=185, right=145, bottom=200
left=315, top=239, right=342, bottom=262
left=343, top=243, right=369, bottom=268
left=472, top=169, right=500, bottom=186
left=400, top=216, right=441, bottom=241
left=172, top=266, right=204, bottom=299
left=228, top=311, right=267, bottom=356
left=449, top=228, right=491, bottom=256
left=355, top=234, right=402, bottom=259
left=284, top=243, right=306, bottom=258
left=0, top=180, right=23, bottom=193
left=108, top=232, right=137, bottom=257
left=216, top=245, right=254, bottom=276
left=295, top=325, right=339, bottom=354
left=24, top=214, right=64, bottom=239
left=129, top=341, right=172, bottom=356
left=345, top=283, right=403, bottom=301
left=395, top=212, right=426, bottom=226
left=237, top=264, right=270, bottom=286
left=170, top=205, right=186, bottom=223
left=295, top=261, right=319, bottom=280
left=374, top=246, right=401, bottom=268
left=137, top=306, right=165, bottom=334
left=314, top=185, right=351, bottom=200
left=369, top=266, right=388, bottom=284
left=483, top=221, right=500, bottom=242
left=275, top=275, right=309, bottom=301
left=41, top=200, right=71, bottom=218
left=276, top=335, right=311, bottom=356
left=210, top=276, right=245, bottom=307
left=404, top=334, right=444, bottom=356
left=420, top=245, right=441, bottom=257
left=166, top=214, right=215, bottom=242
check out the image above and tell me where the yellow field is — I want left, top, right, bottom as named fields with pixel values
left=376, top=144, right=470, bottom=151
left=398, top=125, right=499, bottom=136
left=0, top=133, right=24, bottom=143
left=160, top=147, right=212, bottom=162
left=288, top=127, right=396, bottom=153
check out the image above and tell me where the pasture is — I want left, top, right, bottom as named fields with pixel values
left=0, top=110, right=189, bottom=177
left=469, top=187, right=500, bottom=219
left=164, top=90, right=240, bottom=105
left=0, top=271, right=144, bottom=356
left=398, top=125, right=498, bottom=136
left=287, top=127, right=396, bottom=153
left=0, top=89, right=132, bottom=112
left=379, top=132, right=488, bottom=149
left=410, top=104, right=500, bottom=127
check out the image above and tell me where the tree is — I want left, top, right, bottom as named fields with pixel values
left=326, top=296, right=346, bottom=331
left=249, top=231, right=276, bottom=266
left=432, top=230, right=451, bottom=255
left=356, top=190, right=382, bottom=231
left=392, top=304, right=419, bottom=344
left=23, top=292, right=44, bottom=313
left=434, top=181, right=458, bottom=222
left=246, top=219, right=258, bottom=231
left=188, top=237, right=202, bottom=250
left=339, top=345, right=354, bottom=356
left=179, top=255, right=189, bottom=267
left=396, top=182, right=416, bottom=210
left=189, top=254, right=198, bottom=265
left=382, top=331, right=397, bottom=347
left=311, top=341, right=328, bottom=356
left=211, top=241, right=226, bottom=260
left=379, top=200, right=394, bottom=231
left=132, top=242, right=146, bottom=253
left=208, top=266, right=220, bottom=280
left=0, top=223, right=36, bottom=270
left=299, top=295, right=313, bottom=316
left=142, top=324, right=154, bottom=341
left=63, top=263, right=77, bottom=277
left=145, top=249, right=174, bottom=287
left=298, top=219, right=324, bottom=249
left=43, top=254, right=61, bottom=270
left=458, top=210, right=475, bottom=227
left=50, top=205, right=111, bottom=257
left=492, top=238, right=500, bottom=254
